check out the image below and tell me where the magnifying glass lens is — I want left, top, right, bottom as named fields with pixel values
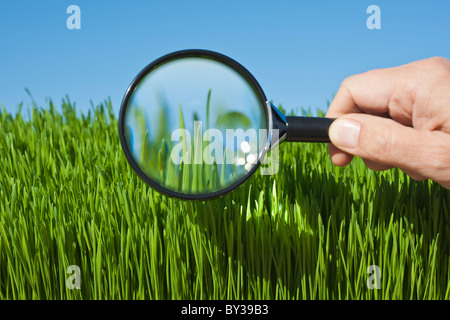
left=121, top=54, right=268, bottom=198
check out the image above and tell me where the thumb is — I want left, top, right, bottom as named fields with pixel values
left=328, top=113, right=445, bottom=178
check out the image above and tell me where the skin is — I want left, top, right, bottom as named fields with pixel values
left=326, top=57, right=450, bottom=189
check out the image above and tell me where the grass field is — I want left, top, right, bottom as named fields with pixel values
left=0, top=98, right=449, bottom=300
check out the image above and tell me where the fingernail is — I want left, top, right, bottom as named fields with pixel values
left=329, top=119, right=360, bottom=149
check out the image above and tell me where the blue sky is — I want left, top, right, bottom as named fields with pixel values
left=1, top=0, right=449, bottom=116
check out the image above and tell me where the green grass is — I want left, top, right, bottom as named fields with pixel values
left=0, top=98, right=450, bottom=299
left=126, top=88, right=259, bottom=195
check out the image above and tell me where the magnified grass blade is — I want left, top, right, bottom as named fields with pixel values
left=206, top=88, right=211, bottom=130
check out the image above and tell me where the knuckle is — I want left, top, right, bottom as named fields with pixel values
left=408, top=57, right=450, bottom=92
left=387, top=91, right=404, bottom=112
left=421, top=57, right=450, bottom=78
left=411, top=134, right=450, bottom=182
left=340, top=74, right=357, bottom=90
left=364, top=124, right=397, bottom=164
left=426, top=56, right=449, bottom=66
left=428, top=143, right=450, bottom=172
left=416, top=56, right=447, bottom=68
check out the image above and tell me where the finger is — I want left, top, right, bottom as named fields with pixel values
left=362, top=159, right=394, bottom=172
left=326, top=67, right=413, bottom=124
left=401, top=169, right=427, bottom=182
left=326, top=67, right=405, bottom=167
left=328, top=113, right=450, bottom=179
left=327, top=143, right=353, bottom=166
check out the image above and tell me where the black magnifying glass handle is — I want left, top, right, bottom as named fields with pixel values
left=285, top=116, right=335, bottom=143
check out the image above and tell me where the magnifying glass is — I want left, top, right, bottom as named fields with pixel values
left=119, top=49, right=335, bottom=200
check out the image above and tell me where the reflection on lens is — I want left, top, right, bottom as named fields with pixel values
left=123, top=56, right=267, bottom=196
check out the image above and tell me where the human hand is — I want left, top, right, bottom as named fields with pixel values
left=326, top=57, right=450, bottom=189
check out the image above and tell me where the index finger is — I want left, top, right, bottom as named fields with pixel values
left=326, top=68, right=397, bottom=119
left=326, top=66, right=411, bottom=167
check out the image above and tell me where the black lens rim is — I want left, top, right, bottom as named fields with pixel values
left=118, top=49, right=269, bottom=201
